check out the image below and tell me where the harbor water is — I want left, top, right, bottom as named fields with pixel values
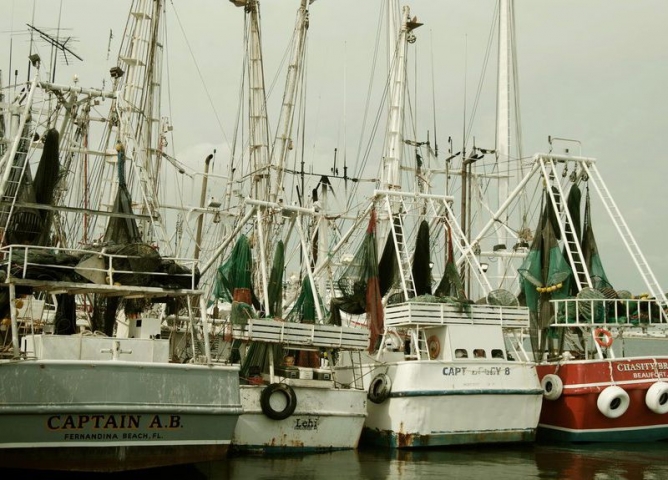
left=2, top=442, right=668, bottom=479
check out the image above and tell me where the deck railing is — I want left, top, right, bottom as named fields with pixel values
left=0, top=244, right=198, bottom=293
left=384, top=301, right=530, bottom=328
left=549, top=297, right=668, bottom=327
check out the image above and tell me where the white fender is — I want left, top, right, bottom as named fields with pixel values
left=597, top=386, right=630, bottom=419
left=645, top=381, right=668, bottom=414
left=541, top=374, right=564, bottom=401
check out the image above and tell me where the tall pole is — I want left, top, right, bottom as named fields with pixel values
left=194, top=154, right=213, bottom=261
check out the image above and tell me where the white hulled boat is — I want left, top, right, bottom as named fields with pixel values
left=199, top=0, right=370, bottom=453
left=0, top=1, right=241, bottom=471
left=327, top=4, right=542, bottom=448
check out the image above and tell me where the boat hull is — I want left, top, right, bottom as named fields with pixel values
left=231, top=383, right=367, bottom=453
left=0, top=359, right=242, bottom=472
left=358, top=360, right=542, bottom=448
left=536, top=357, right=668, bottom=442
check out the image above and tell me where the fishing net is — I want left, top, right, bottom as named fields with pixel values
left=582, top=187, right=612, bottom=291
left=434, top=226, right=466, bottom=300
left=329, top=209, right=383, bottom=350
left=378, top=216, right=401, bottom=296
left=213, top=235, right=253, bottom=303
left=267, top=240, right=284, bottom=318
left=285, top=277, right=322, bottom=324
left=412, top=220, right=432, bottom=296
left=519, top=195, right=573, bottom=362
left=486, top=289, right=520, bottom=307
left=104, top=243, right=162, bottom=286
left=32, top=128, right=60, bottom=245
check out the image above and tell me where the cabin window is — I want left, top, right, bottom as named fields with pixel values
left=473, top=349, right=486, bottom=358
left=491, top=349, right=505, bottom=359
left=455, top=349, right=468, bottom=358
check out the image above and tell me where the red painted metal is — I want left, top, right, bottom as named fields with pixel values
left=537, top=358, right=668, bottom=433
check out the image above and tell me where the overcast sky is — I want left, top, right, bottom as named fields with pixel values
left=2, top=0, right=667, bottom=293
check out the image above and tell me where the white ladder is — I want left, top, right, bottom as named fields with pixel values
left=0, top=72, right=46, bottom=239
left=410, top=328, right=429, bottom=360
left=540, top=158, right=592, bottom=291
left=349, top=350, right=364, bottom=390
left=384, top=195, right=415, bottom=300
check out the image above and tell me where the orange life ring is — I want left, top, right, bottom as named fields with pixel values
left=594, top=328, right=613, bottom=348
left=427, top=335, right=440, bottom=359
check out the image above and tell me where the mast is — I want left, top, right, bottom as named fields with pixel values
left=380, top=6, right=412, bottom=194
left=377, top=6, right=422, bottom=301
left=231, top=0, right=273, bottom=311
left=492, top=0, right=523, bottom=290
left=270, top=0, right=312, bottom=204
left=232, top=0, right=272, bottom=203
left=493, top=0, right=511, bottom=287
left=113, top=0, right=168, bottom=249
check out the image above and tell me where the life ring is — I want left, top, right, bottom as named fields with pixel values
left=541, top=374, right=564, bottom=401
left=427, top=335, right=440, bottom=360
left=260, top=383, right=297, bottom=420
left=594, top=328, right=614, bottom=348
left=596, top=385, right=630, bottom=419
left=368, top=373, right=392, bottom=404
left=645, top=381, right=668, bottom=414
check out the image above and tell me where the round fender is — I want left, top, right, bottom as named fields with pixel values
left=645, top=381, right=668, bottom=414
left=260, top=383, right=297, bottom=420
left=427, top=335, right=441, bottom=360
left=593, top=328, right=614, bottom=348
left=597, top=385, right=630, bottom=419
left=541, top=374, right=564, bottom=401
left=368, top=373, right=392, bottom=404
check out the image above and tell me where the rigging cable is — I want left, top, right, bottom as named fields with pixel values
left=168, top=0, right=231, bottom=148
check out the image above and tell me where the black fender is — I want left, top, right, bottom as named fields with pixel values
left=260, top=383, right=298, bottom=420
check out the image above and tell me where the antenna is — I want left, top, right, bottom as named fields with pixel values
left=106, top=29, right=114, bottom=61
left=26, top=23, right=83, bottom=82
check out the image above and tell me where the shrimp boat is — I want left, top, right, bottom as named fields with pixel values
left=472, top=146, right=668, bottom=442
left=196, top=0, right=369, bottom=453
left=463, top=1, right=668, bottom=442
left=513, top=148, right=668, bottom=442
left=327, top=4, right=542, bottom=448
left=0, top=1, right=241, bottom=471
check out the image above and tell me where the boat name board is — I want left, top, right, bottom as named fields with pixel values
left=617, top=362, right=668, bottom=379
left=293, top=417, right=319, bottom=431
left=443, top=366, right=511, bottom=376
left=47, top=413, right=182, bottom=441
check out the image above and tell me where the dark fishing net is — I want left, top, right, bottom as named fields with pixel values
left=434, top=226, right=466, bottom=300
left=519, top=195, right=573, bottom=362
left=582, top=188, right=612, bottom=291
left=329, top=209, right=383, bottom=349
left=32, top=128, right=60, bottom=245
left=91, top=296, right=119, bottom=336
left=104, top=146, right=141, bottom=245
left=378, top=216, right=401, bottom=296
left=100, top=242, right=162, bottom=286
left=412, top=220, right=432, bottom=296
